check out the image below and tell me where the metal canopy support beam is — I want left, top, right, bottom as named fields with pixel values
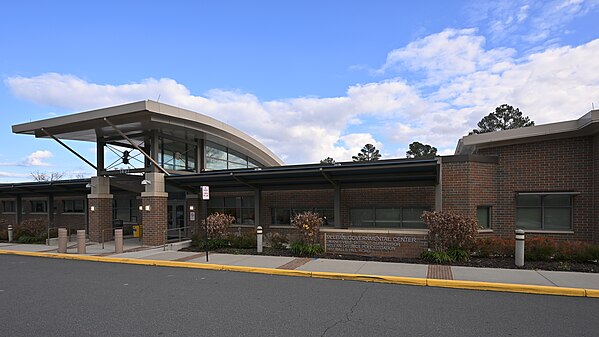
left=254, top=188, right=261, bottom=229
left=334, top=185, right=341, bottom=228
left=15, top=195, right=22, bottom=225
left=97, top=137, right=105, bottom=176
left=41, top=128, right=97, bottom=171
left=103, top=118, right=170, bottom=176
left=48, top=193, right=54, bottom=228
left=231, top=173, right=257, bottom=189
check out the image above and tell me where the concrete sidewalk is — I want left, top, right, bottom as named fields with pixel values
left=1, top=241, right=598, bottom=292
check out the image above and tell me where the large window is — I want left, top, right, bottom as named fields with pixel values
left=113, top=198, right=137, bottom=223
left=271, top=208, right=334, bottom=226
left=205, top=141, right=260, bottom=171
left=63, top=199, right=85, bottom=213
left=2, top=200, right=15, bottom=213
left=30, top=200, right=48, bottom=213
left=516, top=194, right=572, bottom=230
left=349, top=207, right=428, bottom=228
left=158, top=137, right=197, bottom=172
left=208, top=196, right=255, bottom=225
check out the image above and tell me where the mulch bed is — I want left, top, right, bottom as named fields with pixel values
left=181, top=246, right=599, bottom=273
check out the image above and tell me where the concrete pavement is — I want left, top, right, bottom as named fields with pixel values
left=1, top=240, right=598, bottom=295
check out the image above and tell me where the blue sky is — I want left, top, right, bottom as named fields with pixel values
left=1, top=0, right=598, bottom=181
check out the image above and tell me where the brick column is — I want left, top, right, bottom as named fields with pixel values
left=141, top=172, right=168, bottom=246
left=87, top=176, right=113, bottom=243
left=141, top=195, right=168, bottom=246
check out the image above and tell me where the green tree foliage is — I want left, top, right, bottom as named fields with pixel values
left=320, top=157, right=335, bottom=165
left=352, top=144, right=381, bottom=162
left=471, top=104, right=534, bottom=134
left=406, top=141, right=437, bottom=159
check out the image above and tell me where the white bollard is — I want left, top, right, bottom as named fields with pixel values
left=58, top=228, right=68, bottom=253
left=7, top=225, right=13, bottom=242
left=77, top=230, right=86, bottom=254
left=115, top=229, right=123, bottom=254
left=257, top=226, right=263, bottom=253
left=515, top=229, right=525, bottom=267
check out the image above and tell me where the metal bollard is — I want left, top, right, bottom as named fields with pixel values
left=256, top=226, right=263, bottom=253
left=515, top=229, right=525, bottom=267
left=7, top=225, right=13, bottom=242
left=58, top=228, right=68, bottom=253
left=115, top=229, right=123, bottom=254
left=77, top=230, right=86, bottom=254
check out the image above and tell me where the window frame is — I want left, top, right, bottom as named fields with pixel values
left=515, top=193, right=574, bottom=231
left=2, top=200, right=16, bottom=213
left=29, top=200, right=48, bottom=214
left=476, top=206, right=492, bottom=229
left=62, top=199, right=85, bottom=214
left=349, top=207, right=429, bottom=229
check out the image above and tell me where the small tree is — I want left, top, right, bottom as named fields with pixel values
left=352, top=144, right=381, bottom=162
left=406, top=141, right=437, bottom=159
left=422, top=211, right=478, bottom=252
left=30, top=171, right=66, bottom=182
left=202, top=212, right=235, bottom=239
left=320, top=157, right=335, bottom=165
left=471, top=104, right=534, bottom=134
left=291, top=211, right=323, bottom=245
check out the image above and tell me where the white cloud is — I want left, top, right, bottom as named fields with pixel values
left=378, top=28, right=516, bottom=85
left=5, top=32, right=599, bottom=164
left=24, top=150, right=53, bottom=166
left=0, top=171, right=29, bottom=178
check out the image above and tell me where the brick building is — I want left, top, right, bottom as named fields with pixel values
left=2, top=101, right=598, bottom=257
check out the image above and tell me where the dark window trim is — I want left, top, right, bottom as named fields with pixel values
left=515, top=193, right=573, bottom=230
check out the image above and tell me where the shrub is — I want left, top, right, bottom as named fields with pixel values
left=421, top=251, right=454, bottom=264
left=0, top=228, right=7, bottom=241
left=448, top=248, right=470, bottom=262
left=422, top=211, right=478, bottom=252
left=290, top=241, right=323, bottom=256
left=196, top=238, right=230, bottom=250
left=14, top=218, right=47, bottom=241
left=202, top=212, right=235, bottom=239
left=265, top=232, right=289, bottom=249
left=291, top=211, right=323, bottom=245
left=525, top=237, right=557, bottom=261
left=474, top=237, right=515, bottom=258
left=228, top=233, right=256, bottom=249
left=555, top=241, right=599, bottom=263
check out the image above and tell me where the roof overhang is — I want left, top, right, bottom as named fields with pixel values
left=166, top=158, right=439, bottom=192
left=456, top=109, right=599, bottom=154
left=12, top=100, right=284, bottom=167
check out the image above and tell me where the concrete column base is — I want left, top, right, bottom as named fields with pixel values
left=141, top=195, right=168, bottom=246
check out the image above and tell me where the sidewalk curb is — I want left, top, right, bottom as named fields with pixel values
left=1, top=249, right=596, bottom=298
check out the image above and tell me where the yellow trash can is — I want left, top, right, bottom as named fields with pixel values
left=133, top=225, right=141, bottom=238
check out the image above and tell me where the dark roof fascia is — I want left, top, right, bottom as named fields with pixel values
left=441, top=155, right=498, bottom=164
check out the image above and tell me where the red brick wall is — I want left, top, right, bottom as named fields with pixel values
left=594, top=135, right=599, bottom=244
left=141, top=196, right=167, bottom=246
left=88, top=197, right=113, bottom=242
left=476, top=136, right=595, bottom=241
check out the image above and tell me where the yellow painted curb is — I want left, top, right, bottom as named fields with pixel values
left=0, top=249, right=596, bottom=298
left=585, top=289, right=599, bottom=298
left=426, top=278, right=586, bottom=297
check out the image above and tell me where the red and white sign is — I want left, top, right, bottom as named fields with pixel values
left=201, top=186, right=210, bottom=200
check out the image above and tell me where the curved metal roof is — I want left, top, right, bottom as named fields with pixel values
left=12, top=100, right=284, bottom=167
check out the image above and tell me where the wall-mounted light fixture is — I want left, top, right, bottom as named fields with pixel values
left=90, top=206, right=95, bottom=212
left=144, top=205, right=151, bottom=211
left=141, top=179, right=152, bottom=185
left=138, top=205, right=143, bottom=211
left=189, top=205, right=194, bottom=211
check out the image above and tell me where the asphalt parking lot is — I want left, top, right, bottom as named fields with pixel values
left=1, top=255, right=598, bottom=337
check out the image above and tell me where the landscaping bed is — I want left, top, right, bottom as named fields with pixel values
left=181, top=245, right=599, bottom=273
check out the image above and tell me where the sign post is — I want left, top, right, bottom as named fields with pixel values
left=201, top=186, right=210, bottom=262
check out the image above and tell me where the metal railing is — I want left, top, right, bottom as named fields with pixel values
left=163, top=226, right=193, bottom=251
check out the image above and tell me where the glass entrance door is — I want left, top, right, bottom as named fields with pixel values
left=167, top=202, right=187, bottom=239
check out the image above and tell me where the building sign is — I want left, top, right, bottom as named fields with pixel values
left=201, top=186, right=210, bottom=200
left=190, top=211, right=196, bottom=221
left=324, top=233, right=423, bottom=258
